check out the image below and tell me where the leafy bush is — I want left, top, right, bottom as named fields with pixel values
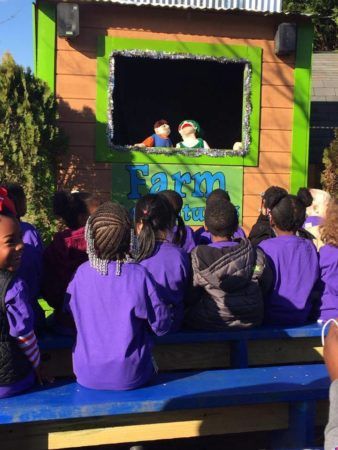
left=321, top=129, right=338, bottom=198
left=0, top=53, right=67, bottom=242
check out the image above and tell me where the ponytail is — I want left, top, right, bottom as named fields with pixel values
left=136, top=218, right=156, bottom=262
left=297, top=187, right=313, bottom=208
left=173, top=215, right=187, bottom=247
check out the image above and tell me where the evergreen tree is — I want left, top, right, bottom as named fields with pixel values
left=321, top=129, right=338, bottom=198
left=283, top=0, right=337, bottom=51
left=0, top=53, right=66, bottom=241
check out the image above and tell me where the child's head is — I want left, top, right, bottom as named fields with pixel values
left=205, top=201, right=239, bottom=239
left=135, top=193, right=174, bottom=261
left=85, top=201, right=131, bottom=273
left=320, top=199, right=338, bottom=247
left=268, top=188, right=313, bottom=233
left=0, top=188, right=23, bottom=272
left=53, top=191, right=101, bottom=230
left=306, top=189, right=331, bottom=218
left=261, top=186, right=288, bottom=214
left=206, top=189, right=231, bottom=206
left=160, top=190, right=187, bottom=247
left=3, top=182, right=27, bottom=218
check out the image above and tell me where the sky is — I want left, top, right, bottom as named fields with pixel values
left=0, top=0, right=33, bottom=69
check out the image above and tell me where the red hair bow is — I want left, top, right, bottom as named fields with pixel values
left=0, top=187, right=16, bottom=215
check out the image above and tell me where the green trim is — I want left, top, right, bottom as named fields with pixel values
left=36, top=2, right=56, bottom=92
left=32, top=3, right=37, bottom=73
left=290, top=23, right=314, bottom=193
left=96, top=36, right=262, bottom=166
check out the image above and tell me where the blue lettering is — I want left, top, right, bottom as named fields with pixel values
left=182, top=204, right=192, bottom=221
left=191, top=207, right=205, bottom=222
left=192, top=172, right=225, bottom=197
left=126, top=164, right=149, bottom=199
left=172, top=172, right=192, bottom=198
left=150, top=172, right=168, bottom=193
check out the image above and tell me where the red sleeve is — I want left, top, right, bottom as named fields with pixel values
left=142, top=136, right=155, bottom=147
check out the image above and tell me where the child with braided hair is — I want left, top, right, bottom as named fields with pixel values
left=258, top=189, right=319, bottom=325
left=135, top=193, right=191, bottom=332
left=65, top=201, right=171, bottom=391
left=160, top=189, right=196, bottom=253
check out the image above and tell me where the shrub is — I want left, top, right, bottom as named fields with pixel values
left=321, top=129, right=338, bottom=198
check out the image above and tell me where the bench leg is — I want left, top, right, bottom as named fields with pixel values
left=230, top=340, right=248, bottom=368
left=271, top=401, right=316, bottom=450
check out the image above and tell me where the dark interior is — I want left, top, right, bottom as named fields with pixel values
left=112, top=55, right=245, bottom=149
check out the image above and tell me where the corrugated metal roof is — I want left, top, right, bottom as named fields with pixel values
left=69, top=0, right=282, bottom=13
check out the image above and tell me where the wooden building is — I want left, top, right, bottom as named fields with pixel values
left=34, top=0, right=314, bottom=232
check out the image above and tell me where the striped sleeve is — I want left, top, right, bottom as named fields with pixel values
left=16, top=331, right=40, bottom=369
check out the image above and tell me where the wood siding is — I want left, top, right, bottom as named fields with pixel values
left=55, top=4, right=296, bottom=231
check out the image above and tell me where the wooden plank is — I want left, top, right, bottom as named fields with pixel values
left=243, top=173, right=290, bottom=195
left=262, top=85, right=294, bottom=108
left=261, top=107, right=293, bottom=131
left=243, top=195, right=261, bottom=218
left=58, top=98, right=96, bottom=123
left=48, top=404, right=288, bottom=449
left=154, top=342, right=231, bottom=371
left=262, top=62, right=295, bottom=86
left=58, top=122, right=95, bottom=146
left=248, top=338, right=324, bottom=366
left=259, top=129, right=292, bottom=152
left=245, top=151, right=290, bottom=174
left=242, top=216, right=258, bottom=234
left=57, top=167, right=112, bottom=193
left=57, top=50, right=96, bottom=76
left=56, top=75, right=96, bottom=100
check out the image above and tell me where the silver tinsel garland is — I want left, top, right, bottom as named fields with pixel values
left=108, top=50, right=252, bottom=157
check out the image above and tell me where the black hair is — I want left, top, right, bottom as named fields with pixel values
left=206, top=189, right=231, bottom=206
left=2, top=182, right=26, bottom=218
left=269, top=189, right=313, bottom=232
left=205, top=201, right=239, bottom=238
left=159, top=190, right=187, bottom=247
left=53, top=191, right=95, bottom=230
left=90, top=201, right=131, bottom=261
left=263, top=186, right=288, bottom=211
left=135, top=193, right=174, bottom=261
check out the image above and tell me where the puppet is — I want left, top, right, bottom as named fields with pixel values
left=135, top=120, right=172, bottom=148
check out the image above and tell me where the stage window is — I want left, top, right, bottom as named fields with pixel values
left=110, top=54, right=247, bottom=151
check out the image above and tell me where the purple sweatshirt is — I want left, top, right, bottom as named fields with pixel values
left=66, top=261, right=171, bottom=391
left=168, top=226, right=196, bottom=253
left=20, top=222, right=43, bottom=253
left=194, top=226, right=246, bottom=245
left=316, top=244, right=338, bottom=321
left=139, top=242, right=191, bottom=331
left=304, top=216, right=322, bottom=228
left=258, top=235, right=319, bottom=326
left=0, top=277, right=35, bottom=398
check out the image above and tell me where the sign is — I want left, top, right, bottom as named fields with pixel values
left=112, top=163, right=243, bottom=225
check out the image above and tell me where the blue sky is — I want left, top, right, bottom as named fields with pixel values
left=0, top=0, right=33, bottom=69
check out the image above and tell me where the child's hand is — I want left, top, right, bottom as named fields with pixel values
left=35, top=364, right=55, bottom=386
left=324, top=320, right=338, bottom=381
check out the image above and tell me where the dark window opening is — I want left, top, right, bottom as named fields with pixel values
left=112, top=55, right=245, bottom=149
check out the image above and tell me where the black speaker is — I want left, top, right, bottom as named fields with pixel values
left=57, top=3, right=79, bottom=38
left=275, top=23, right=297, bottom=55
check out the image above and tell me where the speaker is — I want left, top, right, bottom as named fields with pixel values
left=57, top=3, right=79, bottom=38
left=275, top=23, right=297, bottom=55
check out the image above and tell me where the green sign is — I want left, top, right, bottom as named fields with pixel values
left=112, top=163, right=243, bottom=226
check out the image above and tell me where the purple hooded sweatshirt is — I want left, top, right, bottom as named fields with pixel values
left=66, top=261, right=171, bottom=391
left=139, top=242, right=191, bottom=331
left=316, top=244, right=338, bottom=321
left=0, top=277, right=35, bottom=398
left=258, top=235, right=319, bottom=326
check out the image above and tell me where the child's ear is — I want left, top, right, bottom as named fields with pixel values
left=135, top=222, right=143, bottom=235
left=204, top=224, right=208, bottom=231
left=268, top=213, right=275, bottom=228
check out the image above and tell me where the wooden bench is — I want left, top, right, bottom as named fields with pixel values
left=0, top=364, right=330, bottom=450
left=38, top=323, right=325, bottom=377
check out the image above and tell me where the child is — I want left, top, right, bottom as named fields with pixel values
left=160, top=189, right=196, bottom=253
left=0, top=188, right=41, bottom=398
left=42, top=191, right=101, bottom=317
left=65, top=202, right=171, bottom=390
left=194, top=189, right=246, bottom=245
left=313, top=199, right=338, bottom=321
left=4, top=182, right=43, bottom=252
left=3, top=183, right=44, bottom=325
left=185, top=200, right=264, bottom=331
left=258, top=189, right=319, bottom=326
left=135, top=194, right=191, bottom=332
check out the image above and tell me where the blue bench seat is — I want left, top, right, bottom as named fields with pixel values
left=0, top=364, right=330, bottom=449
